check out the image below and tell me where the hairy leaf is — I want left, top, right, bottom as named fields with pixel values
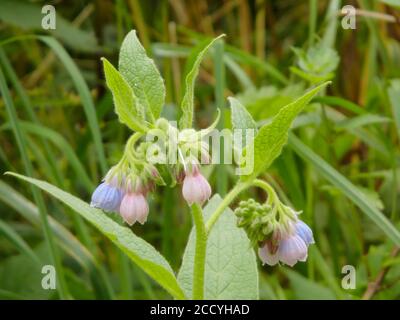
left=6, top=172, right=186, bottom=300
left=178, top=195, right=258, bottom=299
left=241, top=82, right=329, bottom=180
left=102, top=58, right=148, bottom=132
left=119, top=30, right=165, bottom=122
left=179, top=35, right=225, bottom=129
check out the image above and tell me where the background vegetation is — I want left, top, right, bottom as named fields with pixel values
left=0, top=0, right=400, bottom=299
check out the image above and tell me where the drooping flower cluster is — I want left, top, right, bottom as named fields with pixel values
left=235, top=198, right=314, bottom=267
left=90, top=163, right=153, bottom=226
left=90, top=118, right=214, bottom=226
left=258, top=218, right=314, bottom=267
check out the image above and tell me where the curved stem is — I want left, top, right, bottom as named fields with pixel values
left=252, top=179, right=279, bottom=204
left=206, top=179, right=279, bottom=235
left=205, top=181, right=251, bottom=234
left=191, top=203, right=207, bottom=300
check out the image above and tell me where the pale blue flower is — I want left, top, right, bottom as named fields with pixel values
left=277, top=234, right=308, bottom=266
left=90, top=182, right=123, bottom=212
left=295, top=220, right=314, bottom=245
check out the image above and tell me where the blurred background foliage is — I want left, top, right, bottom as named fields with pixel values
left=0, top=0, right=400, bottom=299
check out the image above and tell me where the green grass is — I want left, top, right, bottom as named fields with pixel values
left=1, top=0, right=400, bottom=300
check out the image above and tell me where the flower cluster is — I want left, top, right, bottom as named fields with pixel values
left=258, top=218, right=314, bottom=267
left=90, top=119, right=213, bottom=226
left=235, top=197, right=314, bottom=267
left=90, top=165, right=152, bottom=226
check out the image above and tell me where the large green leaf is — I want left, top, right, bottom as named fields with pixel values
left=241, top=82, right=329, bottom=180
left=119, top=30, right=165, bottom=122
left=179, top=35, right=225, bottom=129
left=178, top=195, right=258, bottom=299
left=6, top=172, right=185, bottom=300
left=102, top=58, right=148, bottom=132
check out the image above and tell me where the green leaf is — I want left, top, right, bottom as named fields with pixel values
left=240, top=82, right=330, bottom=180
left=178, top=195, right=258, bottom=299
left=119, top=30, right=165, bottom=122
left=229, top=97, right=257, bottom=147
left=288, top=134, right=400, bottom=246
left=102, top=58, right=148, bottom=132
left=6, top=172, right=186, bottom=300
left=179, top=35, right=225, bottom=129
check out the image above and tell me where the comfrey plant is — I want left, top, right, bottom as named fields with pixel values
left=8, top=30, right=329, bottom=300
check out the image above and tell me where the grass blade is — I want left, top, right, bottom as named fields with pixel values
left=288, top=133, right=400, bottom=246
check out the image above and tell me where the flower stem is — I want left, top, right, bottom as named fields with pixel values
left=206, top=179, right=278, bottom=235
left=253, top=179, right=279, bottom=203
left=205, top=181, right=251, bottom=234
left=191, top=203, right=207, bottom=300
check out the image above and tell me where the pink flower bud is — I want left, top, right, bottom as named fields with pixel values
left=119, top=192, right=149, bottom=226
left=182, top=169, right=211, bottom=206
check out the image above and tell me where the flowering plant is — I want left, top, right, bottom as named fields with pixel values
left=7, top=31, right=328, bottom=300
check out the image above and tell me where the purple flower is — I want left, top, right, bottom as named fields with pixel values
left=119, top=192, right=149, bottom=226
left=258, top=219, right=314, bottom=267
left=182, top=168, right=211, bottom=206
left=90, top=181, right=124, bottom=212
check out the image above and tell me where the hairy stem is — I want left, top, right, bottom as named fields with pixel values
left=191, top=203, right=207, bottom=300
left=206, top=179, right=278, bottom=234
left=252, top=179, right=279, bottom=203
left=205, top=181, right=250, bottom=234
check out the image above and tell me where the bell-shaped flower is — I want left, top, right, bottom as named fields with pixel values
left=277, top=234, right=308, bottom=266
left=119, top=192, right=149, bottom=226
left=182, top=167, right=211, bottom=206
left=90, top=179, right=123, bottom=212
left=294, top=220, right=314, bottom=246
